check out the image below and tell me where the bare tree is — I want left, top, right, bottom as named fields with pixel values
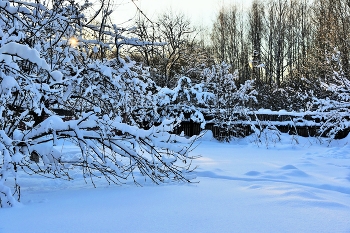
left=211, top=5, right=250, bottom=82
left=129, top=11, right=211, bottom=87
left=248, top=0, right=265, bottom=83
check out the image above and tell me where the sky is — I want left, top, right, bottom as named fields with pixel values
left=113, top=0, right=252, bottom=28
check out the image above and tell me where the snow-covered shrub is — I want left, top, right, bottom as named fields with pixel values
left=250, top=119, right=282, bottom=148
left=157, top=76, right=214, bottom=129
left=0, top=0, right=197, bottom=207
left=312, top=49, right=350, bottom=141
left=201, top=63, right=258, bottom=141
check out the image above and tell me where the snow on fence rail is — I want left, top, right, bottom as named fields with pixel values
left=47, top=108, right=350, bottom=140
left=174, top=110, right=350, bottom=139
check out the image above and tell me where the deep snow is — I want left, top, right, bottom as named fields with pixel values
left=0, top=132, right=350, bottom=233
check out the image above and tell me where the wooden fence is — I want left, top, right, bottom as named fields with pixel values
left=173, top=112, right=350, bottom=139
left=48, top=108, right=350, bottom=139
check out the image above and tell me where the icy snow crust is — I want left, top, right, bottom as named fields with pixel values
left=0, top=133, right=350, bottom=233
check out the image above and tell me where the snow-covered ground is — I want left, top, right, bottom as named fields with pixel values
left=1, top=133, right=350, bottom=233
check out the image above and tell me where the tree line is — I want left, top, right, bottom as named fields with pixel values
left=129, top=0, right=350, bottom=111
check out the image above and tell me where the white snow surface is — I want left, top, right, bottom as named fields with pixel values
left=1, top=133, right=350, bottom=233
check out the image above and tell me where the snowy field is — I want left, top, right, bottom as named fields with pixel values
left=0, top=132, right=350, bottom=233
